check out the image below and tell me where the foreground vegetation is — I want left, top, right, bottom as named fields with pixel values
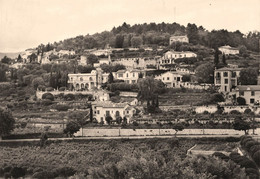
left=0, top=137, right=256, bottom=179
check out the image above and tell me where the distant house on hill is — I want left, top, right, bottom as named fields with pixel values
left=155, top=71, right=182, bottom=88
left=92, top=101, right=136, bottom=124
left=159, top=51, right=197, bottom=65
left=169, top=35, right=189, bottom=45
left=68, top=68, right=109, bottom=90
left=218, top=45, right=239, bottom=55
left=235, top=85, right=260, bottom=105
left=113, top=69, right=145, bottom=84
left=214, top=67, right=242, bottom=93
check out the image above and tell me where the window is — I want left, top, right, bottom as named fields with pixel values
left=106, top=111, right=110, bottom=116
left=174, top=77, right=176, bottom=80
left=177, top=77, right=180, bottom=81
left=126, top=73, right=128, bottom=77
left=127, top=111, right=129, bottom=114
left=225, top=79, right=228, bottom=84
left=132, top=80, right=136, bottom=83
left=239, top=91, right=244, bottom=96
left=232, top=72, right=236, bottom=78
left=216, top=79, right=221, bottom=84
left=224, top=86, right=227, bottom=92
left=250, top=98, right=255, bottom=104
left=216, top=72, right=221, bottom=78
left=251, top=91, right=255, bottom=96
left=163, top=77, right=165, bottom=80
left=80, top=77, right=83, bottom=81
left=223, top=72, right=228, bottom=77
left=97, top=110, right=100, bottom=114
left=118, top=74, right=123, bottom=77
left=167, top=77, right=170, bottom=80
left=133, top=73, right=135, bottom=77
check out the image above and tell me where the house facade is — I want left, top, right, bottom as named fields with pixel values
left=155, top=71, right=183, bottom=88
left=68, top=69, right=109, bottom=90
left=235, top=86, right=260, bottom=105
left=214, top=67, right=242, bottom=93
left=219, top=45, right=239, bottom=55
left=113, top=69, right=145, bottom=84
left=112, top=57, right=159, bottom=69
left=92, top=101, right=136, bottom=124
left=169, top=35, right=189, bottom=45
left=159, top=51, right=197, bottom=65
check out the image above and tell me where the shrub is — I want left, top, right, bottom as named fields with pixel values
left=237, top=97, right=246, bottom=105
left=249, top=145, right=260, bottom=156
left=244, top=108, right=252, bottom=114
left=55, top=104, right=70, bottom=111
left=46, top=87, right=54, bottom=91
left=133, top=121, right=138, bottom=126
left=42, top=93, right=54, bottom=101
left=241, top=137, right=253, bottom=146
left=245, top=168, right=259, bottom=179
left=10, top=166, right=26, bottom=178
left=212, top=152, right=229, bottom=161
left=59, top=87, right=66, bottom=91
left=3, top=166, right=12, bottom=173
left=52, top=167, right=76, bottom=177
left=64, top=93, right=75, bottom=101
left=237, top=157, right=258, bottom=170
left=32, top=170, right=49, bottom=179
left=41, top=99, right=53, bottom=106
left=230, top=110, right=241, bottom=115
left=252, top=150, right=260, bottom=166
left=245, top=141, right=258, bottom=151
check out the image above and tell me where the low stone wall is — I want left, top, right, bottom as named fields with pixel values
left=74, top=128, right=260, bottom=137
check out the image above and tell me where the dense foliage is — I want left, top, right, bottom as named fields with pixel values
left=0, top=138, right=248, bottom=178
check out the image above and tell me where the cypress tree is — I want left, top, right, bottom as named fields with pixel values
left=214, top=48, right=219, bottom=66
left=222, top=54, right=226, bottom=65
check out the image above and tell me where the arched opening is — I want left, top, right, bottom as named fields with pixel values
left=81, top=83, right=84, bottom=89
left=75, top=83, right=79, bottom=90
left=85, top=83, right=89, bottom=90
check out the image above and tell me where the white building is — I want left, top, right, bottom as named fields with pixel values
left=112, top=57, right=159, bottom=69
left=176, top=67, right=194, bottom=75
left=68, top=69, right=109, bottom=90
left=92, top=101, right=136, bottom=124
left=219, top=45, right=239, bottom=55
left=235, top=85, right=260, bottom=105
left=169, top=35, right=189, bottom=45
left=159, top=51, right=197, bottom=65
left=113, top=69, right=145, bottom=84
left=79, top=56, right=87, bottom=66
left=58, top=50, right=75, bottom=57
left=214, top=67, right=242, bottom=92
left=155, top=71, right=183, bottom=88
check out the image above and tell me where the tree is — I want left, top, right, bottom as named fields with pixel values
left=1, top=56, right=11, bottom=64
left=0, top=108, right=15, bottom=139
left=137, top=77, right=165, bottom=108
left=182, top=74, right=191, bottom=82
left=42, top=93, right=54, bottom=101
left=87, top=54, right=98, bottom=65
left=105, top=116, right=112, bottom=125
left=10, top=167, right=26, bottom=178
left=237, top=97, right=246, bottom=105
left=195, top=62, right=214, bottom=83
left=233, top=118, right=251, bottom=135
left=115, top=34, right=124, bottom=48
left=32, top=77, right=45, bottom=90
left=28, top=53, right=37, bottom=63
left=131, top=36, right=143, bottom=48
left=108, top=72, right=114, bottom=84
left=0, top=67, right=6, bottom=82
left=239, top=68, right=258, bottom=85
left=64, top=121, right=80, bottom=137
left=17, top=54, right=22, bottom=62
left=214, top=48, right=219, bottom=66
left=222, top=54, right=226, bottom=65
left=172, top=123, right=184, bottom=137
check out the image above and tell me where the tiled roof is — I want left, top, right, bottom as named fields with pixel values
left=92, top=101, right=128, bottom=108
left=236, top=85, right=260, bottom=91
left=215, top=67, right=242, bottom=71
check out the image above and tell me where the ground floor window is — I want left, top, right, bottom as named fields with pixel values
left=250, top=98, right=255, bottom=104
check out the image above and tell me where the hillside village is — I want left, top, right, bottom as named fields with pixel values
left=1, top=21, right=260, bottom=178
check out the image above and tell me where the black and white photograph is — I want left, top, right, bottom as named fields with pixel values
left=0, top=0, right=260, bottom=178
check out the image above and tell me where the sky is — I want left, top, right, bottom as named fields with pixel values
left=0, top=0, right=260, bottom=52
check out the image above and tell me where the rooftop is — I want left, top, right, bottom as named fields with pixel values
left=165, top=50, right=196, bottom=54
left=236, top=85, right=260, bottom=91
left=92, top=101, right=129, bottom=108
left=215, top=67, right=242, bottom=71
left=219, top=45, right=239, bottom=51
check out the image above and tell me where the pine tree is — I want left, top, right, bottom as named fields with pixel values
left=108, top=72, right=114, bottom=84
left=222, top=54, right=226, bottom=65
left=214, top=48, right=219, bottom=66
